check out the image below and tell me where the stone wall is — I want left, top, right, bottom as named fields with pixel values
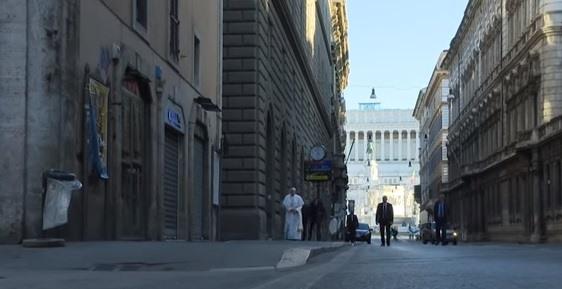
left=0, top=0, right=27, bottom=243
left=0, top=0, right=81, bottom=243
left=221, top=0, right=334, bottom=240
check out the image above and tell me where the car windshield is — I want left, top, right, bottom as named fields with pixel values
left=358, top=223, right=369, bottom=230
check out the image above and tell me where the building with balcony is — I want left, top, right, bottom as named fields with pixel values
left=330, top=0, right=351, bottom=224
left=413, top=51, right=450, bottom=214
left=445, top=0, right=562, bottom=242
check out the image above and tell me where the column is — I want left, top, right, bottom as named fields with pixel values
left=381, top=130, right=384, bottom=161
left=389, top=131, right=394, bottom=161
left=358, top=131, right=364, bottom=161
left=366, top=131, right=372, bottom=160
left=398, top=131, right=402, bottom=161
left=407, top=132, right=411, bottom=160
left=415, top=131, right=420, bottom=161
left=353, top=131, right=359, bottom=161
left=531, top=147, right=544, bottom=243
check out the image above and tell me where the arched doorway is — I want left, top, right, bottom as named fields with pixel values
left=119, top=76, right=150, bottom=240
left=192, top=123, right=208, bottom=240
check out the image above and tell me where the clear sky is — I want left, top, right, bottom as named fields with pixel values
left=343, top=0, right=469, bottom=110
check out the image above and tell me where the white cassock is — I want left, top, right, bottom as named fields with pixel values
left=283, top=193, right=304, bottom=240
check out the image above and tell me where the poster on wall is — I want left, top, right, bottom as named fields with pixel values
left=87, top=78, right=109, bottom=180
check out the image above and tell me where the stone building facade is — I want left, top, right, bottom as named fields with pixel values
left=0, top=0, right=222, bottom=243
left=445, top=0, right=562, bottom=242
left=220, top=0, right=348, bottom=240
left=414, top=51, right=450, bottom=213
left=330, top=0, right=351, bottom=230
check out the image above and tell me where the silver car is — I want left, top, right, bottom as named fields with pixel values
left=420, top=222, right=458, bottom=245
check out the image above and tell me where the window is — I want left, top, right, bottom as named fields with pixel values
left=134, top=0, right=148, bottom=31
left=169, top=0, right=180, bottom=61
left=194, top=35, right=200, bottom=85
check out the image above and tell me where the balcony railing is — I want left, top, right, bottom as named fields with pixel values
left=539, top=116, right=562, bottom=139
left=449, top=17, right=543, bottom=132
left=517, top=130, right=533, bottom=143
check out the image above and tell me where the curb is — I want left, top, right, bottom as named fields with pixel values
left=275, top=243, right=346, bottom=269
left=21, top=238, right=65, bottom=248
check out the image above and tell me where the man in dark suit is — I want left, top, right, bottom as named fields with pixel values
left=301, top=201, right=310, bottom=241
left=376, top=196, right=394, bottom=247
left=346, top=210, right=359, bottom=245
left=433, top=194, right=448, bottom=245
left=308, top=197, right=326, bottom=241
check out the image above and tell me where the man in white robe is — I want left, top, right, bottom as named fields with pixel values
left=283, top=187, right=304, bottom=240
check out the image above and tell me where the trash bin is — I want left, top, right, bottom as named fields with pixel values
left=42, top=170, right=82, bottom=231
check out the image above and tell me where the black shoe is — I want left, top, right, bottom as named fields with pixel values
left=386, top=243, right=390, bottom=247
left=380, top=243, right=385, bottom=247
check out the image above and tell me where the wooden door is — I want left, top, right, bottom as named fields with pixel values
left=120, top=80, right=147, bottom=239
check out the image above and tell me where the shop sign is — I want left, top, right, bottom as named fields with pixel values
left=165, top=103, right=185, bottom=133
left=305, top=160, right=332, bottom=182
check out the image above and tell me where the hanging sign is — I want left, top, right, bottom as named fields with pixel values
left=304, top=160, right=332, bottom=182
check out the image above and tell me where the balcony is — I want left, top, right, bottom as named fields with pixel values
left=517, top=130, right=533, bottom=143
left=539, top=116, right=562, bottom=139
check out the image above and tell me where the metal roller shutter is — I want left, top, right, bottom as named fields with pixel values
left=164, top=129, right=180, bottom=239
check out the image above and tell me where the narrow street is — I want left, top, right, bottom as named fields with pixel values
left=299, top=240, right=562, bottom=289
left=2, top=239, right=562, bottom=289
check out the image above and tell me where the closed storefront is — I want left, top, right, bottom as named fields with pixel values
left=164, top=129, right=181, bottom=239
left=163, top=104, right=185, bottom=240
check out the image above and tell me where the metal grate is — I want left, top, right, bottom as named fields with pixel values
left=163, top=129, right=180, bottom=239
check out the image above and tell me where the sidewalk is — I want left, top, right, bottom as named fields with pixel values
left=0, top=241, right=345, bottom=272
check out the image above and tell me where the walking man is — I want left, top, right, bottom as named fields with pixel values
left=346, top=209, right=359, bottom=245
left=308, top=196, right=326, bottom=241
left=376, top=196, right=394, bottom=247
left=283, top=187, right=304, bottom=240
left=433, top=193, right=448, bottom=245
left=301, top=200, right=310, bottom=241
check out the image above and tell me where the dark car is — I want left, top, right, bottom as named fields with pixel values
left=345, top=223, right=373, bottom=244
left=355, top=223, right=372, bottom=244
left=420, top=222, right=458, bottom=245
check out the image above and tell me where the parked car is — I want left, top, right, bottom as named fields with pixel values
left=346, top=223, right=372, bottom=244
left=356, top=223, right=372, bottom=244
left=420, top=222, right=458, bottom=245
